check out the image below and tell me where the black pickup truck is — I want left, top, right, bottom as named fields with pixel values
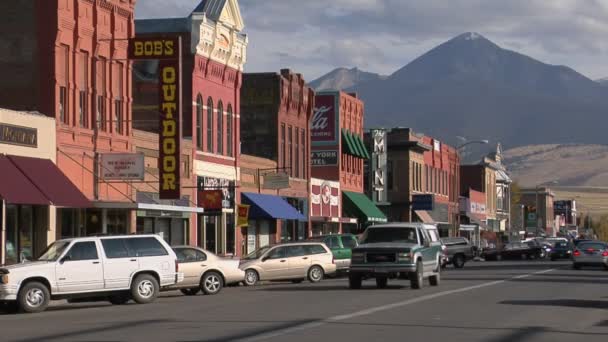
left=440, top=237, right=475, bottom=268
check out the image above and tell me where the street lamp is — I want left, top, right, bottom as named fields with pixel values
left=453, top=139, right=488, bottom=237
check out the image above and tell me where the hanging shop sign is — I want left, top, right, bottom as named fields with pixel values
left=237, top=204, right=250, bottom=227
left=129, top=36, right=182, bottom=200
left=197, top=177, right=235, bottom=210
left=100, top=153, right=145, bottom=180
left=263, top=172, right=290, bottom=190
left=198, top=190, right=223, bottom=212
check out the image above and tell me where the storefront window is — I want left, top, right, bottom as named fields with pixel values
left=226, top=214, right=235, bottom=255
left=205, top=216, right=217, bottom=253
left=4, top=205, right=42, bottom=264
left=19, top=206, right=34, bottom=261
left=136, top=217, right=187, bottom=246
left=5, top=205, right=18, bottom=264
left=107, top=210, right=128, bottom=235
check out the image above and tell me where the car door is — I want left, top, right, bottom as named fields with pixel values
left=101, top=238, right=140, bottom=290
left=340, top=235, right=358, bottom=262
left=175, top=248, right=207, bottom=287
left=286, top=245, right=310, bottom=277
left=326, top=236, right=347, bottom=269
left=55, top=241, right=104, bottom=293
left=260, top=246, right=289, bottom=280
left=418, top=228, right=436, bottom=272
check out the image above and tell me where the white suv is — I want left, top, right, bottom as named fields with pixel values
left=0, top=235, right=181, bottom=313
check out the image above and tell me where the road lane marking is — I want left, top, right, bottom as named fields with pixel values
left=235, top=268, right=558, bottom=342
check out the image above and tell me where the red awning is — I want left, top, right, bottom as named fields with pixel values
left=0, top=155, right=50, bottom=205
left=8, top=155, right=91, bottom=208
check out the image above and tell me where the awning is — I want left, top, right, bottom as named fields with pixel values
left=8, top=155, right=91, bottom=208
left=341, top=129, right=358, bottom=157
left=352, top=133, right=370, bottom=159
left=342, top=191, right=387, bottom=223
left=242, top=193, right=306, bottom=221
left=415, top=210, right=435, bottom=223
left=0, top=155, right=49, bottom=205
left=459, top=224, right=477, bottom=232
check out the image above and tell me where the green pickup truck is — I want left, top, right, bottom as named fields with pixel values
left=308, top=234, right=359, bottom=271
left=348, top=223, right=442, bottom=289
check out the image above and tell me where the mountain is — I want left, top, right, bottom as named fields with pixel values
left=596, top=77, right=608, bottom=86
left=315, top=32, right=608, bottom=147
left=309, top=67, right=387, bottom=91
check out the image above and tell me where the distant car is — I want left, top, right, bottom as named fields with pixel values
left=482, top=242, right=544, bottom=261
left=524, top=240, right=549, bottom=259
left=441, top=237, right=475, bottom=268
left=572, top=241, right=608, bottom=270
left=308, top=234, right=359, bottom=272
left=550, top=241, right=573, bottom=261
left=574, top=239, right=594, bottom=247
left=166, top=246, right=244, bottom=296
left=239, top=242, right=337, bottom=286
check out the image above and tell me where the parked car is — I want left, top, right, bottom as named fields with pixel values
left=482, top=242, right=544, bottom=261
left=308, top=234, right=358, bottom=272
left=572, top=241, right=608, bottom=270
left=239, top=242, right=337, bottom=286
left=166, top=246, right=244, bottom=296
left=550, top=241, right=573, bottom=261
left=441, top=237, right=475, bottom=268
left=348, top=223, right=442, bottom=290
left=0, top=235, right=181, bottom=313
left=574, top=239, right=594, bottom=247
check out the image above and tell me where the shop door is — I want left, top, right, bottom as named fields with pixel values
left=156, top=219, right=171, bottom=245
left=206, top=216, right=217, bottom=253
left=246, top=223, right=256, bottom=255
left=259, top=221, right=270, bottom=248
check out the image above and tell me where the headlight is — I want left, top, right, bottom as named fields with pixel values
left=0, top=274, right=8, bottom=284
left=397, top=252, right=413, bottom=262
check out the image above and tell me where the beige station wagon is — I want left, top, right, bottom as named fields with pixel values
left=239, top=242, right=337, bottom=286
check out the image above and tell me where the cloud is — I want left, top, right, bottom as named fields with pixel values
left=135, top=0, right=608, bottom=80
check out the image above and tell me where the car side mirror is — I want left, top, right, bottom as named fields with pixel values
left=261, top=256, right=269, bottom=262
left=59, top=255, right=71, bottom=264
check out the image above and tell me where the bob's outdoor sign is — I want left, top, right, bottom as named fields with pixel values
left=129, top=36, right=182, bottom=199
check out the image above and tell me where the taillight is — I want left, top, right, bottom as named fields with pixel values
left=573, top=250, right=581, bottom=257
left=175, top=260, right=179, bottom=273
left=602, top=251, right=608, bottom=257
left=332, top=256, right=335, bottom=264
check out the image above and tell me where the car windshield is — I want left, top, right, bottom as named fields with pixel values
left=242, top=246, right=271, bottom=260
left=578, top=242, right=607, bottom=250
left=360, top=227, right=418, bottom=244
left=38, top=241, right=71, bottom=261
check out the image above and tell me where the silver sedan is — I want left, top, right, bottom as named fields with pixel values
left=572, top=241, right=608, bottom=270
left=167, top=246, right=245, bottom=296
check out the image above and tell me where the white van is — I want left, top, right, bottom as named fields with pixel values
left=0, top=235, right=182, bottom=313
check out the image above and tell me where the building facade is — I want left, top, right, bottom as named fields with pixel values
left=460, top=164, right=498, bottom=231
left=240, top=69, right=312, bottom=248
left=135, top=0, right=247, bottom=256
left=520, top=188, right=556, bottom=237
left=0, top=0, right=137, bottom=240
left=311, top=91, right=385, bottom=235
left=382, top=128, right=460, bottom=236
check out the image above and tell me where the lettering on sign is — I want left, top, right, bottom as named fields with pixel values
left=129, top=39, right=177, bottom=59
left=130, top=36, right=182, bottom=199
left=311, top=150, right=338, bottom=166
left=0, top=124, right=37, bottom=148
left=311, top=94, right=337, bottom=143
left=100, top=153, right=144, bottom=180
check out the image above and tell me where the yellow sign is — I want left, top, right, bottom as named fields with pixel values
left=237, top=204, right=250, bottom=227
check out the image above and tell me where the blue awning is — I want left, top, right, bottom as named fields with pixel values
left=242, top=193, right=306, bottom=221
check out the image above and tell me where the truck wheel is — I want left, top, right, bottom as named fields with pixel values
left=130, top=274, right=159, bottom=304
left=349, top=274, right=362, bottom=289
left=453, top=254, right=465, bottom=269
left=376, top=277, right=388, bottom=289
left=410, top=260, right=424, bottom=289
left=18, top=282, right=50, bottom=313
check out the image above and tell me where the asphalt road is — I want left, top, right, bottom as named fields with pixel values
left=1, top=260, right=608, bottom=342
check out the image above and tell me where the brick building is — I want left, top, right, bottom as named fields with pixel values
left=460, top=164, right=498, bottom=230
left=311, top=91, right=385, bottom=235
left=0, top=0, right=137, bottom=239
left=381, top=128, right=460, bottom=236
left=520, top=188, right=556, bottom=237
left=135, top=0, right=247, bottom=255
left=239, top=70, right=312, bottom=252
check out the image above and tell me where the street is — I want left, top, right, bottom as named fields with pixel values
left=1, top=261, right=607, bottom=342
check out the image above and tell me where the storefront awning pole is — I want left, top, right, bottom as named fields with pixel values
left=1, top=199, right=5, bottom=265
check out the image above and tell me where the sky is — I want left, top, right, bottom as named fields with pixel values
left=136, top=0, right=608, bottom=82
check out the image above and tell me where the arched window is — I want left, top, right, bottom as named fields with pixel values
left=217, top=101, right=224, bottom=155
left=196, top=94, right=203, bottom=149
left=206, top=97, right=214, bottom=153
left=226, top=104, right=233, bottom=157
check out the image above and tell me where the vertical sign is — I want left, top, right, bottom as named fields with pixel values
left=371, top=129, right=387, bottom=203
left=129, top=36, right=182, bottom=199
left=311, top=94, right=338, bottom=144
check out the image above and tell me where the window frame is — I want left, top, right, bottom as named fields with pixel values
left=206, top=98, right=214, bottom=153
left=216, top=101, right=224, bottom=155
left=64, top=241, right=99, bottom=261
left=196, top=94, right=203, bottom=150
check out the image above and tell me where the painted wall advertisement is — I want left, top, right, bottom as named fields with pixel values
left=129, top=36, right=182, bottom=200
left=311, top=150, right=338, bottom=166
left=311, top=94, right=338, bottom=144
left=310, top=178, right=340, bottom=219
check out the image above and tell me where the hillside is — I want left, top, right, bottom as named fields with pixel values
left=309, top=67, right=386, bottom=91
